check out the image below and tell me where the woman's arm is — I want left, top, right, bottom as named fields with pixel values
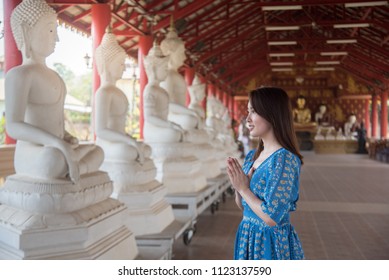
left=227, top=157, right=276, bottom=227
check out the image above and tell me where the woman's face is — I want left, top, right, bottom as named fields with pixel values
left=246, top=101, right=272, bottom=138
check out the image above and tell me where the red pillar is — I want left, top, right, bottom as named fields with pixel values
left=185, top=67, right=195, bottom=106
left=364, top=99, right=371, bottom=138
left=223, top=92, right=229, bottom=108
left=91, top=4, right=111, bottom=95
left=208, top=83, right=215, bottom=97
left=372, top=94, right=378, bottom=138
left=3, top=0, right=22, bottom=144
left=217, top=88, right=223, bottom=103
left=138, top=35, right=153, bottom=140
left=381, top=91, right=388, bottom=139
left=234, top=97, right=240, bottom=121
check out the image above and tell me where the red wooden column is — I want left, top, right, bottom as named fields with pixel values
left=381, top=91, right=388, bottom=139
left=217, top=88, right=223, bottom=103
left=138, top=35, right=153, bottom=139
left=91, top=4, right=111, bottom=95
left=208, top=83, right=215, bottom=97
left=185, top=67, right=195, bottom=106
left=364, top=99, right=371, bottom=138
left=223, top=91, right=229, bottom=108
left=3, top=0, right=22, bottom=144
left=371, top=94, right=378, bottom=138
left=233, top=97, right=240, bottom=120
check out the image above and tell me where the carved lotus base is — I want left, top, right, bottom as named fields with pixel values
left=0, top=172, right=138, bottom=259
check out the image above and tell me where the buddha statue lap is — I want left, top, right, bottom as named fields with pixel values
left=94, top=30, right=174, bottom=235
left=0, top=0, right=137, bottom=260
left=143, top=43, right=207, bottom=193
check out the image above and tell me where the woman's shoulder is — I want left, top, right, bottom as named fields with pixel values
left=272, top=148, right=301, bottom=166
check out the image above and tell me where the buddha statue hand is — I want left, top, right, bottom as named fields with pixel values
left=170, top=122, right=186, bottom=141
left=55, top=140, right=80, bottom=183
left=64, top=130, right=79, bottom=148
left=135, top=142, right=145, bottom=165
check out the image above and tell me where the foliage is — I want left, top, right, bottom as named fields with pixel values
left=53, top=63, right=93, bottom=139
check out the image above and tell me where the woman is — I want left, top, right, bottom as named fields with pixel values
left=227, top=86, right=304, bottom=260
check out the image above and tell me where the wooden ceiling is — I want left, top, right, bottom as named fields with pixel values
left=47, top=0, right=389, bottom=96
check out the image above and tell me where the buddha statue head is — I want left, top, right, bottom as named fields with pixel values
left=319, top=104, right=327, bottom=114
left=188, top=75, right=205, bottom=104
left=296, top=95, right=307, bottom=109
left=95, top=28, right=127, bottom=80
left=11, top=0, right=57, bottom=59
left=144, top=42, right=169, bottom=82
left=160, top=19, right=186, bottom=69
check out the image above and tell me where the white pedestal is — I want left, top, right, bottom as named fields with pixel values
left=101, top=159, right=175, bottom=236
left=147, top=142, right=207, bottom=194
left=0, top=172, right=138, bottom=259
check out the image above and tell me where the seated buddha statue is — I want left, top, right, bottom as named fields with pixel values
left=160, top=23, right=207, bottom=144
left=315, top=104, right=331, bottom=127
left=5, top=0, right=103, bottom=183
left=143, top=43, right=207, bottom=193
left=188, top=74, right=206, bottom=127
left=95, top=29, right=151, bottom=165
left=293, top=95, right=316, bottom=130
left=143, top=42, right=185, bottom=143
left=344, top=114, right=359, bottom=139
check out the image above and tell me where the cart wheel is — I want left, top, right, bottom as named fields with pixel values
left=183, top=228, right=194, bottom=245
left=222, top=192, right=226, bottom=203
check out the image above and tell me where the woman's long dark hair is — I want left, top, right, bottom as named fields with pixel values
left=249, top=86, right=303, bottom=164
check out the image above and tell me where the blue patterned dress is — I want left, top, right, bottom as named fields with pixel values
left=234, top=148, right=304, bottom=260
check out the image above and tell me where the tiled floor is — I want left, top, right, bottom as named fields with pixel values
left=172, top=151, right=389, bottom=260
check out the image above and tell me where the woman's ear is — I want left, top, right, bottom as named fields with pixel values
left=21, top=23, right=31, bottom=59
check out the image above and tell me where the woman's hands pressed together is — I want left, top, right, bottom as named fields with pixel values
left=226, top=157, right=254, bottom=194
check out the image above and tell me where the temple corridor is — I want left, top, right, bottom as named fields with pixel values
left=172, top=152, right=389, bottom=260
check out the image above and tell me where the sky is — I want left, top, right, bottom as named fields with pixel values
left=0, top=2, right=93, bottom=76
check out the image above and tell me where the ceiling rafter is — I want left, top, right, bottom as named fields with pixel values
left=49, top=0, right=389, bottom=95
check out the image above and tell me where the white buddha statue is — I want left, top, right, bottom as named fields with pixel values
left=5, top=0, right=103, bottom=183
left=0, top=0, right=137, bottom=259
left=160, top=23, right=207, bottom=144
left=188, top=75, right=206, bottom=126
left=95, top=30, right=150, bottom=166
left=143, top=43, right=207, bottom=193
left=95, top=31, right=174, bottom=236
left=344, top=114, right=358, bottom=139
left=315, top=104, right=331, bottom=127
left=143, top=42, right=185, bottom=143
left=187, top=75, right=221, bottom=178
left=205, top=96, right=231, bottom=168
